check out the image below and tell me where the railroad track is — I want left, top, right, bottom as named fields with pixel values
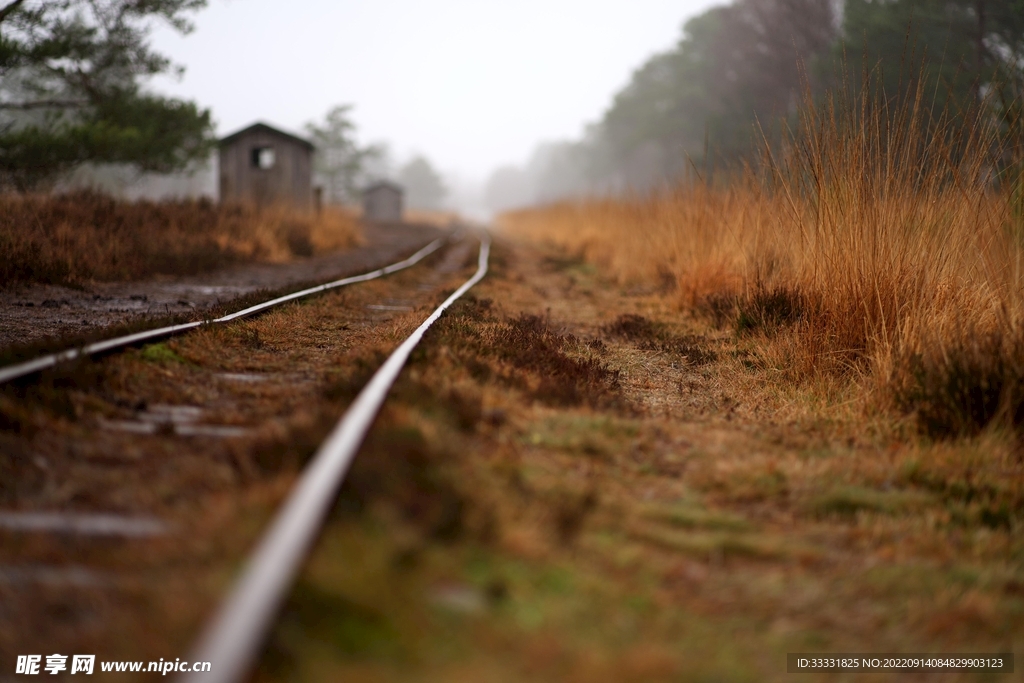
left=183, top=232, right=489, bottom=683
left=0, top=233, right=453, bottom=386
left=0, top=229, right=491, bottom=681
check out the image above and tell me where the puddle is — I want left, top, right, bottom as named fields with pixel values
left=163, top=284, right=250, bottom=296
left=428, top=583, right=486, bottom=614
left=98, top=419, right=159, bottom=435
left=98, top=404, right=250, bottom=438
left=138, top=404, right=204, bottom=424
left=0, top=564, right=109, bottom=588
left=98, top=418, right=249, bottom=438
left=216, top=373, right=269, bottom=383
left=0, top=511, right=167, bottom=537
left=174, top=424, right=249, bottom=438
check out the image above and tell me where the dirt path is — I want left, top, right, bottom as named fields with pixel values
left=0, top=222, right=446, bottom=351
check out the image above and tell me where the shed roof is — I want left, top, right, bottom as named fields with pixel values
left=363, top=180, right=404, bottom=194
left=219, top=122, right=315, bottom=150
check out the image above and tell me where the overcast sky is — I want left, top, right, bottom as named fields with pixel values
left=151, top=0, right=722, bottom=181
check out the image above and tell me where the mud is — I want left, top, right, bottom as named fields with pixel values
left=0, top=222, right=446, bottom=350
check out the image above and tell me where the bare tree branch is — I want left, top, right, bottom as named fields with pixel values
left=0, top=99, right=89, bottom=110
left=0, top=0, right=26, bottom=25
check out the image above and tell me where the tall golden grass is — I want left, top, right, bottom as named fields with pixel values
left=0, top=192, right=362, bottom=287
left=501, top=82, right=1024, bottom=437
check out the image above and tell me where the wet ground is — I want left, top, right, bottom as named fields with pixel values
left=0, top=236, right=481, bottom=675
left=1, top=234, right=1021, bottom=681
left=0, top=222, right=446, bottom=350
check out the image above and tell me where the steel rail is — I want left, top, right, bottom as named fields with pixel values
left=180, top=231, right=491, bottom=683
left=0, top=236, right=451, bottom=386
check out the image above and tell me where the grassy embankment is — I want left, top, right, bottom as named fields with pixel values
left=0, top=192, right=362, bottom=288
left=502, top=84, right=1024, bottom=442
left=240, top=83, right=1024, bottom=680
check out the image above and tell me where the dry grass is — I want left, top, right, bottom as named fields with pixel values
left=0, top=192, right=362, bottom=287
left=4, top=231, right=1020, bottom=680
left=249, top=246, right=1024, bottom=681
left=500, top=83, right=1024, bottom=439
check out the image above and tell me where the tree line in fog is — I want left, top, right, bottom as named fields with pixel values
left=486, top=0, right=1024, bottom=212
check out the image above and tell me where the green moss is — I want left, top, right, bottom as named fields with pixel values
left=808, top=485, right=934, bottom=518
left=139, top=342, right=189, bottom=365
left=630, top=526, right=795, bottom=561
left=640, top=501, right=752, bottom=532
left=259, top=579, right=402, bottom=679
left=523, top=414, right=639, bottom=458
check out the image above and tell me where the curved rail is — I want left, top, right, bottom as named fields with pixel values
left=0, top=236, right=451, bottom=386
left=181, top=231, right=491, bottom=683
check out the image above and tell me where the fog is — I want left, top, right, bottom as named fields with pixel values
left=79, top=0, right=1003, bottom=220
left=124, top=0, right=721, bottom=215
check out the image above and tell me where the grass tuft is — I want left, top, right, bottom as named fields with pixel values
left=736, top=284, right=806, bottom=335
left=807, top=485, right=933, bottom=519
left=424, top=301, right=622, bottom=408
left=495, top=314, right=619, bottom=405
left=501, top=73, right=1024, bottom=433
left=892, top=328, right=1024, bottom=438
left=602, top=314, right=659, bottom=341
left=602, top=313, right=718, bottom=366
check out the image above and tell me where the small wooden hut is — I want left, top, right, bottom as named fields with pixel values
left=362, top=180, right=404, bottom=223
left=219, top=122, right=314, bottom=209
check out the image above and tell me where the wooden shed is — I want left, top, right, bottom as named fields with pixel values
left=219, top=122, right=314, bottom=209
left=362, top=180, right=404, bottom=223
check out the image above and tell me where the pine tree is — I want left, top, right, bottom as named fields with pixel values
left=0, top=0, right=215, bottom=190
